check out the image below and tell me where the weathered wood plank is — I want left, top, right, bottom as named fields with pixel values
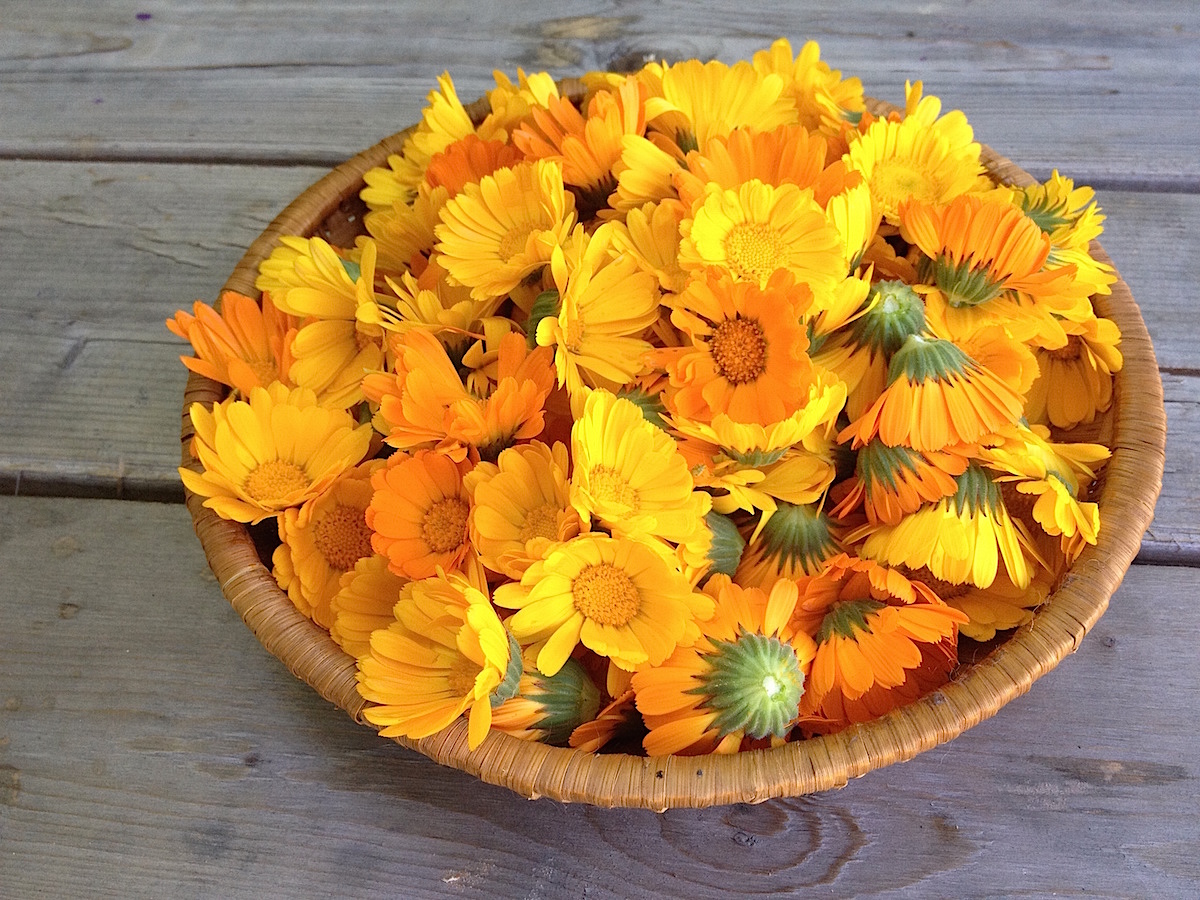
left=1, top=2, right=1197, bottom=185
left=0, top=496, right=1196, bottom=898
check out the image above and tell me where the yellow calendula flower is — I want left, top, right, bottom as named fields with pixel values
left=435, top=159, right=577, bottom=301
left=180, top=383, right=372, bottom=525
left=607, top=199, right=689, bottom=293
left=357, top=570, right=522, bottom=750
left=328, top=554, right=408, bottom=660
left=736, top=500, right=843, bottom=587
left=844, top=83, right=984, bottom=223
left=272, top=459, right=381, bottom=629
left=536, top=224, right=660, bottom=398
left=570, top=389, right=712, bottom=548
left=1025, top=313, right=1123, bottom=430
left=751, top=38, right=865, bottom=139
left=908, top=565, right=1054, bottom=642
left=494, top=532, right=714, bottom=675
left=634, top=576, right=817, bottom=756
left=466, top=440, right=585, bottom=580
left=679, top=179, right=845, bottom=299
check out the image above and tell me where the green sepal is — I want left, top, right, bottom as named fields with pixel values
left=490, top=629, right=525, bottom=708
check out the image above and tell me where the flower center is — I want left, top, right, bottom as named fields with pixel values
left=445, top=658, right=481, bottom=697
left=1047, top=335, right=1083, bottom=361
left=710, top=317, right=768, bottom=385
left=724, top=223, right=785, bottom=283
left=422, top=497, right=470, bottom=554
left=587, top=465, right=639, bottom=514
left=571, top=563, right=641, bottom=626
left=519, top=503, right=562, bottom=543
left=872, top=159, right=938, bottom=208
left=243, top=459, right=310, bottom=504
left=247, top=358, right=281, bottom=388
left=498, top=222, right=537, bottom=262
left=903, top=566, right=970, bottom=600
left=696, top=631, right=805, bottom=740
left=313, top=504, right=374, bottom=571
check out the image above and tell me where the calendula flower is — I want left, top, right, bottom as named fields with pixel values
left=900, top=194, right=1090, bottom=316
left=569, top=688, right=639, bottom=753
left=363, top=329, right=555, bottom=462
left=607, top=200, right=689, bottom=293
left=642, top=57, right=796, bottom=151
left=180, top=383, right=372, bottom=524
left=167, top=290, right=296, bottom=397
left=840, top=334, right=1026, bottom=453
left=357, top=571, right=522, bottom=750
left=736, top=500, right=843, bottom=587
left=490, top=659, right=602, bottom=744
left=1025, top=314, right=1123, bottom=429
left=359, top=186, right=449, bottom=274
left=328, top=554, right=408, bottom=660
left=1015, top=171, right=1116, bottom=297
left=570, top=389, right=712, bottom=548
left=513, top=76, right=648, bottom=214
left=535, top=223, right=660, bottom=398
left=844, top=85, right=984, bottom=223
left=424, top=133, right=523, bottom=198
left=466, top=441, right=584, bottom=580
left=634, top=577, right=817, bottom=756
left=272, top=459, right=381, bottom=629
left=832, top=439, right=971, bottom=527
left=434, top=159, right=577, bottom=301
left=908, top=564, right=1053, bottom=642
left=751, top=38, right=865, bottom=139
left=679, top=180, right=845, bottom=296
left=663, top=268, right=815, bottom=426
left=495, top=533, right=714, bottom=675
left=366, top=450, right=475, bottom=580
left=794, top=554, right=966, bottom=733
left=851, top=461, right=1042, bottom=589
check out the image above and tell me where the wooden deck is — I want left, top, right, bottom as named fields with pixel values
left=2, top=3, right=1197, bottom=896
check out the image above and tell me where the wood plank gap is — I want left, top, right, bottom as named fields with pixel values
left=0, top=471, right=183, bottom=504
left=0, top=149, right=352, bottom=169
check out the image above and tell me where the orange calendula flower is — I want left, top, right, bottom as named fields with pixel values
left=357, top=570, right=522, bottom=750
left=424, top=133, right=523, bottom=198
left=663, top=268, right=816, bottom=426
left=434, top=159, right=577, bottom=301
left=272, top=459, right=381, bottom=629
left=167, top=290, right=296, bottom=397
left=366, top=450, right=475, bottom=580
left=633, top=577, right=817, bottom=756
left=494, top=533, right=714, bottom=676
left=900, top=193, right=1090, bottom=315
left=490, top=658, right=602, bottom=745
left=793, top=554, right=966, bottom=733
left=840, top=334, right=1026, bottom=453
left=179, top=383, right=372, bottom=525
left=832, top=438, right=971, bottom=527
left=736, top=500, right=843, bottom=587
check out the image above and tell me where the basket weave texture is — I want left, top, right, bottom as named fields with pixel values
left=179, top=93, right=1166, bottom=810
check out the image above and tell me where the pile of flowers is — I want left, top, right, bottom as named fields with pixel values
left=172, top=39, right=1121, bottom=757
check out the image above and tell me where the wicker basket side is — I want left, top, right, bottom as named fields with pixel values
left=179, top=97, right=1166, bottom=810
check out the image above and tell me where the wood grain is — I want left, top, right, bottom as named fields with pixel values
left=0, top=2, right=1197, bottom=185
left=0, top=495, right=1195, bottom=897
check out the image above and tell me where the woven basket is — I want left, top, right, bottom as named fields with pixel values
left=179, top=88, right=1166, bottom=810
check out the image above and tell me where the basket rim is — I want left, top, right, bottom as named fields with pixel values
left=179, top=91, right=1166, bottom=810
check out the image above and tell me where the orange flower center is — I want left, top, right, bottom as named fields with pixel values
left=243, top=459, right=310, bottom=504
left=445, top=658, right=481, bottom=697
left=313, top=504, right=374, bottom=571
left=247, top=358, right=281, bottom=387
left=571, top=563, right=641, bottom=627
left=422, top=497, right=470, bottom=554
left=904, top=566, right=970, bottom=600
left=498, top=222, right=536, bottom=262
left=1046, top=335, right=1083, bottom=361
left=710, top=317, right=768, bottom=385
left=519, top=503, right=562, bottom=543
left=587, top=465, right=639, bottom=513
left=724, top=223, right=784, bottom=283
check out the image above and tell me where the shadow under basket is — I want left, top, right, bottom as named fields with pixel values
left=179, top=92, right=1167, bottom=810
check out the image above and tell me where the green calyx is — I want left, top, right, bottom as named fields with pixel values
left=816, top=599, right=886, bottom=643
left=524, top=658, right=601, bottom=744
left=704, top=510, right=746, bottom=578
left=728, top=446, right=789, bottom=468
left=616, top=387, right=669, bottom=430
left=851, top=280, right=927, bottom=358
left=950, top=461, right=1002, bottom=517
left=930, top=255, right=1004, bottom=308
left=886, top=333, right=971, bottom=386
left=525, top=289, right=561, bottom=349
left=759, top=501, right=840, bottom=577
left=856, top=440, right=924, bottom=495
left=490, top=629, right=525, bottom=709
left=695, top=631, right=806, bottom=741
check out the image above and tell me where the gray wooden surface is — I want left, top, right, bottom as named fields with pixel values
left=2, top=3, right=1197, bottom=897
